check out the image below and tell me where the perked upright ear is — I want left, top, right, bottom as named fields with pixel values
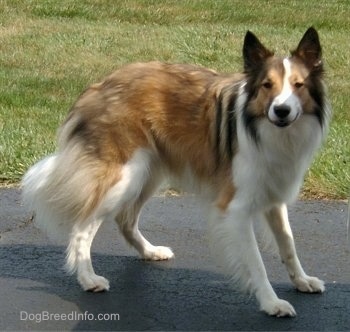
left=243, top=31, right=274, bottom=72
left=291, top=27, right=322, bottom=71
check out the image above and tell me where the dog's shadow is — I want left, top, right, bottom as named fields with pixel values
left=1, top=244, right=348, bottom=331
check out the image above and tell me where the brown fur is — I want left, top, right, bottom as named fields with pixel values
left=61, top=62, right=243, bottom=212
left=58, top=56, right=321, bottom=216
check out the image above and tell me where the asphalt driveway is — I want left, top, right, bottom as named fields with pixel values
left=0, top=188, right=349, bottom=331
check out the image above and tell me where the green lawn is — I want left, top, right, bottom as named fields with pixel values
left=0, top=0, right=349, bottom=199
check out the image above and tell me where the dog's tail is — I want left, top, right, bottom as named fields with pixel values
left=22, top=154, right=62, bottom=238
left=22, top=141, right=119, bottom=241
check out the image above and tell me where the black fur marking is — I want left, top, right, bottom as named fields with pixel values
left=242, top=88, right=260, bottom=144
left=242, top=109, right=259, bottom=144
left=215, top=87, right=239, bottom=165
left=69, top=117, right=88, bottom=141
left=226, top=94, right=238, bottom=159
left=215, top=93, right=223, bottom=163
left=308, top=80, right=326, bottom=127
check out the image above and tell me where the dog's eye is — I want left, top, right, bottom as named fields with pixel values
left=294, top=82, right=304, bottom=89
left=262, top=81, right=273, bottom=89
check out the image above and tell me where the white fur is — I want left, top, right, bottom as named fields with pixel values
left=66, top=149, right=173, bottom=291
left=207, top=81, right=326, bottom=316
left=22, top=154, right=68, bottom=240
left=23, top=149, right=173, bottom=291
left=234, top=85, right=323, bottom=210
left=265, top=204, right=325, bottom=293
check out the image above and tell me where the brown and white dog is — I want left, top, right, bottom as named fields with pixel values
left=22, top=27, right=330, bottom=317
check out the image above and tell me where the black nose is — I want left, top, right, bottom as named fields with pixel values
left=274, top=105, right=291, bottom=119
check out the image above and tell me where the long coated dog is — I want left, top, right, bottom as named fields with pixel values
left=22, top=27, right=330, bottom=317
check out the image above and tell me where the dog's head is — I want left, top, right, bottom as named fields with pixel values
left=242, top=27, right=326, bottom=137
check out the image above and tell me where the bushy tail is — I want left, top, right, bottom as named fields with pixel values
left=21, top=145, right=119, bottom=241
left=22, top=154, right=69, bottom=240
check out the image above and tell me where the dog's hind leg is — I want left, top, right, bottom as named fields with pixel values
left=116, top=173, right=174, bottom=261
left=66, top=217, right=109, bottom=292
left=264, top=204, right=325, bottom=293
left=117, top=206, right=174, bottom=261
left=65, top=149, right=171, bottom=291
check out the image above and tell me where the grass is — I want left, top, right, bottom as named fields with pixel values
left=0, top=0, right=349, bottom=199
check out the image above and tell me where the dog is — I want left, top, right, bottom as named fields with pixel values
left=22, top=27, right=330, bottom=317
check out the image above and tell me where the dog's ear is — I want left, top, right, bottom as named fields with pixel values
left=243, top=31, right=273, bottom=72
left=291, top=27, right=322, bottom=71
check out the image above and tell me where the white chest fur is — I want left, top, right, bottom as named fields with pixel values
left=233, top=113, right=323, bottom=211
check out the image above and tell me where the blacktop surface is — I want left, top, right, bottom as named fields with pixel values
left=0, top=187, right=349, bottom=331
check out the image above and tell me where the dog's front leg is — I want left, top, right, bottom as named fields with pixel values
left=265, top=204, right=325, bottom=293
left=209, top=205, right=296, bottom=317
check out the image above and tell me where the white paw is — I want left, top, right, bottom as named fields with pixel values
left=293, top=275, right=325, bottom=293
left=78, top=274, right=110, bottom=292
left=261, top=298, right=296, bottom=317
left=143, top=246, right=175, bottom=261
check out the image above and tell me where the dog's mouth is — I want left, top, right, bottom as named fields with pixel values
left=272, top=120, right=292, bottom=128
left=268, top=112, right=299, bottom=128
